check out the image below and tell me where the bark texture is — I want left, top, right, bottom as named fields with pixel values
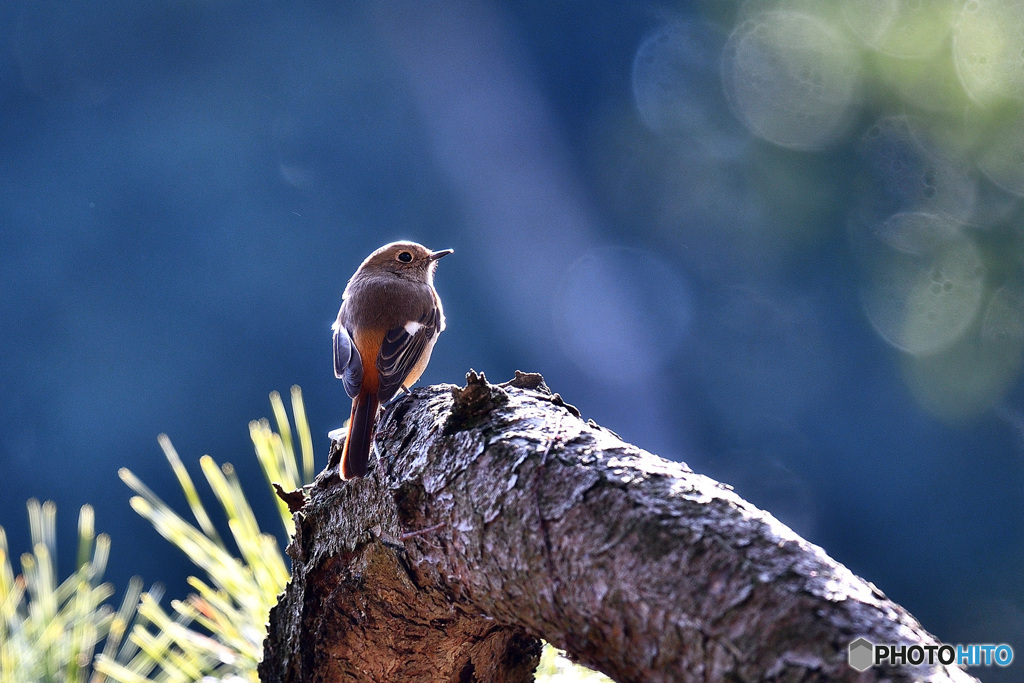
left=260, top=371, right=977, bottom=683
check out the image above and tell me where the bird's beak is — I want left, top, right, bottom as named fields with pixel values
left=428, top=248, right=454, bottom=261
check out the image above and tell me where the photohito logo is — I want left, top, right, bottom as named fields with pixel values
left=848, top=638, right=1014, bottom=672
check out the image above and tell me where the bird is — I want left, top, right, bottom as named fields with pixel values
left=332, top=241, right=453, bottom=479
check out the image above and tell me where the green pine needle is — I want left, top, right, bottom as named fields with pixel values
left=98, top=386, right=316, bottom=682
left=0, top=501, right=147, bottom=683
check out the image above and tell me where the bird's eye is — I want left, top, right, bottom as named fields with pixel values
left=397, top=251, right=413, bottom=263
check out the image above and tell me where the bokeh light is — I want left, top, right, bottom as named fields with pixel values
left=632, top=21, right=739, bottom=156
left=975, top=114, right=1024, bottom=197
left=721, top=9, right=861, bottom=150
left=872, top=42, right=970, bottom=115
left=854, top=115, right=977, bottom=225
left=954, top=0, right=1024, bottom=104
left=842, top=0, right=955, bottom=58
left=904, top=279, right=1024, bottom=420
left=860, top=212, right=985, bottom=356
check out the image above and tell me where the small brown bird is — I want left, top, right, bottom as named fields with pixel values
left=332, top=241, right=453, bottom=479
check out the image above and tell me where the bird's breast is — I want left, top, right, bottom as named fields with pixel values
left=341, top=275, right=431, bottom=330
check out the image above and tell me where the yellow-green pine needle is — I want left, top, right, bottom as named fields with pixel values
left=158, top=435, right=223, bottom=548
left=120, top=469, right=230, bottom=553
left=269, top=391, right=299, bottom=487
left=126, top=498, right=256, bottom=610
left=113, top=388, right=319, bottom=682
left=248, top=420, right=296, bottom=534
left=0, top=501, right=137, bottom=683
left=92, top=577, right=144, bottom=683
left=92, top=656, right=156, bottom=683
left=129, top=597, right=203, bottom=678
left=131, top=625, right=197, bottom=683
left=92, top=535, right=111, bottom=585
left=77, top=505, right=96, bottom=574
left=291, top=386, right=315, bottom=485
left=27, top=544, right=58, bottom=624
left=25, top=500, right=58, bottom=561
left=197, top=459, right=241, bottom=528
left=26, top=500, right=45, bottom=559
left=170, top=600, right=232, bottom=653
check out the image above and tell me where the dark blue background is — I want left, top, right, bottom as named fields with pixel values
left=2, top=1, right=1022, bottom=678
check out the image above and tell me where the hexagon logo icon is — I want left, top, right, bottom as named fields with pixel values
left=848, top=637, right=874, bottom=672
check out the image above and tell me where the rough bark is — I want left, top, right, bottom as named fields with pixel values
left=260, top=371, right=977, bottom=683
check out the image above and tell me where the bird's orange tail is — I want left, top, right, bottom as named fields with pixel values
left=340, top=391, right=379, bottom=479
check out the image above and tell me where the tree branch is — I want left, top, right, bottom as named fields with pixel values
left=260, top=371, right=977, bottom=683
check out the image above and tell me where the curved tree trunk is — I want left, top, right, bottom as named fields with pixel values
left=259, top=371, right=977, bottom=683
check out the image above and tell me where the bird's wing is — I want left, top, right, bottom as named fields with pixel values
left=333, top=323, right=363, bottom=399
left=376, top=304, right=441, bottom=404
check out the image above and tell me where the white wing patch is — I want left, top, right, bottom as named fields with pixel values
left=404, top=320, right=424, bottom=336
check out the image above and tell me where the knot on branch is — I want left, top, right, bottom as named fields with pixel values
left=445, top=369, right=509, bottom=434
left=501, top=370, right=550, bottom=392
left=497, top=370, right=581, bottom=417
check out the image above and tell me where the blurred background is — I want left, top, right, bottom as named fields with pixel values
left=2, top=0, right=1024, bottom=677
